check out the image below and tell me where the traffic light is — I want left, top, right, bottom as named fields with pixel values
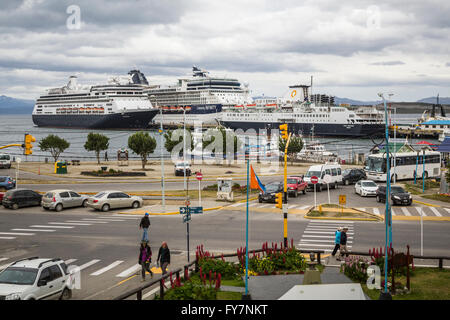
left=24, top=133, right=36, bottom=155
left=279, top=124, right=288, bottom=140
left=275, top=192, right=283, bottom=209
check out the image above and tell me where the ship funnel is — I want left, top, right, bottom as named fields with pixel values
left=67, top=76, right=78, bottom=90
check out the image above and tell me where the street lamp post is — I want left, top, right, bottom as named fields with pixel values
left=422, top=149, right=426, bottom=193
left=152, top=96, right=165, bottom=212
left=415, top=150, right=419, bottom=184
left=379, top=92, right=392, bottom=300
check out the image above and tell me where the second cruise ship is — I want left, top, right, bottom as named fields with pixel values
left=146, top=67, right=252, bottom=126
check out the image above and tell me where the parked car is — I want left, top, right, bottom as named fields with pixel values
left=0, top=257, right=73, bottom=300
left=376, top=185, right=412, bottom=205
left=41, top=190, right=89, bottom=212
left=174, top=162, right=191, bottom=176
left=286, top=176, right=307, bottom=197
left=2, top=189, right=42, bottom=210
left=0, top=176, right=15, bottom=191
left=86, top=191, right=143, bottom=212
left=0, top=154, right=11, bottom=169
left=355, top=180, right=378, bottom=197
left=342, top=168, right=367, bottom=185
left=258, top=182, right=283, bottom=203
left=303, top=163, right=343, bottom=191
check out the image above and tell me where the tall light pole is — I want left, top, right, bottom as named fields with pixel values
left=379, top=92, right=392, bottom=300
left=152, top=95, right=165, bottom=212
left=183, top=106, right=187, bottom=192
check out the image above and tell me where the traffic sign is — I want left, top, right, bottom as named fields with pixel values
left=196, top=172, right=203, bottom=181
left=183, top=213, right=191, bottom=223
left=339, top=195, right=347, bottom=205
left=189, top=206, right=203, bottom=214
left=179, top=207, right=188, bottom=214
left=311, top=176, right=319, bottom=184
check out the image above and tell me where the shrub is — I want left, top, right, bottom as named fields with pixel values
left=196, top=245, right=241, bottom=280
left=341, top=256, right=369, bottom=283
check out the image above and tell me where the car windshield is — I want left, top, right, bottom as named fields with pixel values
left=0, top=155, right=10, bottom=160
left=0, top=177, right=6, bottom=182
left=305, top=171, right=321, bottom=177
left=0, top=267, right=38, bottom=285
left=287, top=179, right=297, bottom=184
left=265, top=184, right=280, bottom=193
left=391, top=186, right=406, bottom=193
left=44, top=192, right=54, bottom=198
left=94, top=192, right=106, bottom=198
left=176, top=163, right=189, bottom=168
left=362, top=181, right=377, bottom=187
left=343, top=169, right=351, bottom=175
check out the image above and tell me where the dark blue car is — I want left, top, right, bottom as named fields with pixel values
left=0, top=176, right=16, bottom=191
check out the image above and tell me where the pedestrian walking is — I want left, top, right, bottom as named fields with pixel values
left=332, top=227, right=342, bottom=257
left=138, top=241, right=153, bottom=281
left=104, top=151, right=108, bottom=162
left=139, top=213, right=151, bottom=242
left=339, top=227, right=349, bottom=260
left=157, top=241, right=171, bottom=275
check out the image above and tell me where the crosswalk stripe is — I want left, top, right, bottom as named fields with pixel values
left=116, top=264, right=141, bottom=278
left=230, top=202, right=245, bottom=207
left=0, top=237, right=15, bottom=240
left=65, top=259, right=77, bottom=265
left=298, top=243, right=353, bottom=248
left=49, top=222, right=92, bottom=226
left=298, top=205, right=310, bottom=210
left=415, top=207, right=427, bottom=216
left=12, top=228, right=56, bottom=232
left=30, top=225, right=74, bottom=229
left=308, top=220, right=354, bottom=224
left=401, top=208, right=411, bottom=216
left=66, top=220, right=108, bottom=224
left=302, top=235, right=354, bottom=239
left=429, top=207, right=442, bottom=217
left=90, top=261, right=124, bottom=276
left=373, top=208, right=380, bottom=215
left=259, top=204, right=271, bottom=208
left=306, top=226, right=354, bottom=229
left=300, top=239, right=353, bottom=243
left=445, top=208, right=450, bottom=214
left=78, top=259, right=101, bottom=271
left=82, top=218, right=122, bottom=222
left=0, top=232, right=35, bottom=236
left=304, top=231, right=354, bottom=235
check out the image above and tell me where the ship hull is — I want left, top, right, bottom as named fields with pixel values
left=220, top=121, right=385, bottom=137
left=32, top=110, right=159, bottom=129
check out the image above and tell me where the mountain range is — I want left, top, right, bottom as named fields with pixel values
left=0, top=95, right=449, bottom=114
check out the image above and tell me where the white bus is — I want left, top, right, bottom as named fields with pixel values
left=365, top=150, right=441, bottom=182
left=0, top=154, right=11, bottom=169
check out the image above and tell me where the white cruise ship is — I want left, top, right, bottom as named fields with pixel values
left=32, top=71, right=158, bottom=129
left=146, top=67, right=252, bottom=126
left=220, top=84, right=385, bottom=137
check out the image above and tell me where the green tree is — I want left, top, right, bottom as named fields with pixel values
left=128, top=131, right=157, bottom=169
left=279, top=135, right=303, bottom=164
left=84, top=132, right=109, bottom=164
left=164, top=127, right=194, bottom=155
left=38, top=134, right=70, bottom=162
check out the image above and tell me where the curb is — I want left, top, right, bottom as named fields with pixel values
left=304, top=206, right=383, bottom=222
left=413, top=199, right=441, bottom=207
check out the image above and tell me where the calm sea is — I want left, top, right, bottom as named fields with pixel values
left=0, top=114, right=437, bottom=162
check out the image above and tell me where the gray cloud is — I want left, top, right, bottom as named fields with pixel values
left=370, top=61, right=405, bottom=66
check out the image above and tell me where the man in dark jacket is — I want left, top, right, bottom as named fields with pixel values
left=139, top=213, right=151, bottom=242
left=157, top=241, right=171, bottom=275
left=339, top=227, right=349, bottom=260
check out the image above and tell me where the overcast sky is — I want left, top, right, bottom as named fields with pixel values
left=0, top=0, right=449, bottom=101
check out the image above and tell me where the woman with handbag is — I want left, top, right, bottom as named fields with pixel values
left=138, top=241, right=153, bottom=281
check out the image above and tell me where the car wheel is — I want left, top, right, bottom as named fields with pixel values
left=82, top=199, right=88, bottom=208
left=334, top=182, right=338, bottom=189
left=132, top=201, right=140, bottom=209
left=294, top=190, right=298, bottom=198
left=12, top=203, right=19, bottom=210
left=55, top=203, right=63, bottom=212
left=258, top=197, right=262, bottom=203
left=317, top=184, right=322, bottom=192
left=302, top=189, right=306, bottom=194
left=376, top=195, right=381, bottom=202
left=101, top=204, right=110, bottom=212
left=60, top=288, right=72, bottom=300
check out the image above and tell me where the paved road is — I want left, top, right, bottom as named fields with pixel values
left=0, top=197, right=449, bottom=300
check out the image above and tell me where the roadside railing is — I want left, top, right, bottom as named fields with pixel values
left=113, top=248, right=324, bottom=300
left=347, top=251, right=450, bottom=269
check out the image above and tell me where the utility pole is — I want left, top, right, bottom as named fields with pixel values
left=152, top=96, right=165, bottom=213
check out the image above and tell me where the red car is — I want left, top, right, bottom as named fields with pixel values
left=287, top=176, right=307, bottom=197
left=0, top=192, right=4, bottom=202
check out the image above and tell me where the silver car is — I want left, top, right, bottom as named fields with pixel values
left=42, top=190, right=89, bottom=212
left=86, top=191, right=143, bottom=212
